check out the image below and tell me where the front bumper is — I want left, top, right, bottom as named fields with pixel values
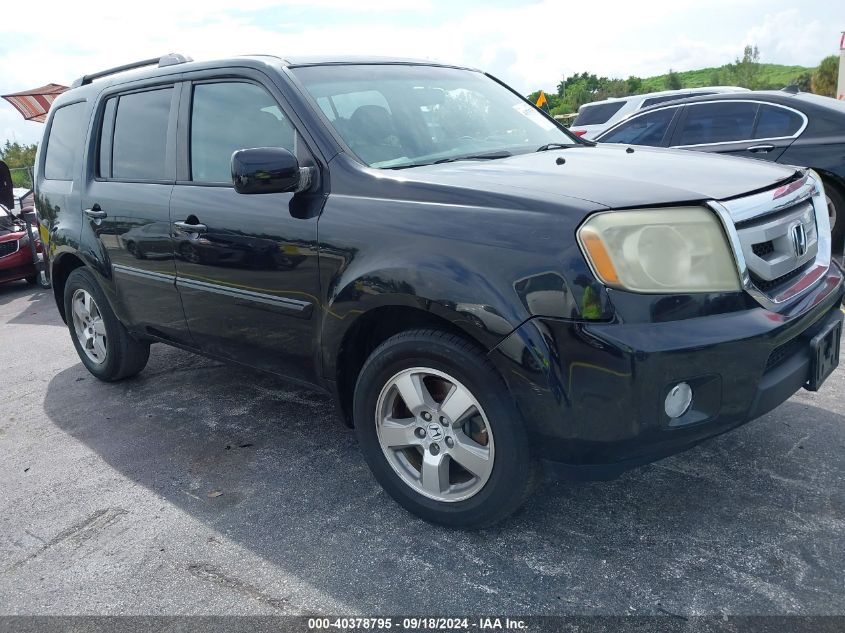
left=488, top=265, right=844, bottom=479
left=0, top=246, right=37, bottom=284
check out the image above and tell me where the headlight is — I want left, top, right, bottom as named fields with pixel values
left=577, top=207, right=740, bottom=293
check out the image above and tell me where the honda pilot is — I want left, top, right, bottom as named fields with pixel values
left=36, top=54, right=844, bottom=527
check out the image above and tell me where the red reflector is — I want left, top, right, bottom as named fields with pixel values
left=572, top=130, right=587, bottom=136
left=772, top=174, right=807, bottom=200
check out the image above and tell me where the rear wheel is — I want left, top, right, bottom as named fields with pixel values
left=25, top=275, right=37, bottom=285
left=353, top=328, right=534, bottom=528
left=64, top=267, right=150, bottom=381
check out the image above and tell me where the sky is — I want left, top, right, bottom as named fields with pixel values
left=0, top=0, right=842, bottom=146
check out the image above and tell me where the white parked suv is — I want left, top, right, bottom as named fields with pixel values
left=570, top=86, right=749, bottom=139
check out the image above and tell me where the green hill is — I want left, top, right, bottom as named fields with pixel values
left=639, top=63, right=813, bottom=92
left=532, top=59, right=818, bottom=117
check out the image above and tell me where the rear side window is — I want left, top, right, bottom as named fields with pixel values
left=754, top=105, right=803, bottom=139
left=642, top=94, right=687, bottom=108
left=44, top=102, right=86, bottom=181
left=677, top=102, right=758, bottom=146
left=190, top=82, right=297, bottom=183
left=599, top=107, right=676, bottom=146
left=573, top=101, right=626, bottom=126
left=640, top=92, right=715, bottom=109
left=112, top=88, right=172, bottom=181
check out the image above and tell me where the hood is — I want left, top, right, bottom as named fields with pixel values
left=0, top=227, right=25, bottom=241
left=399, top=144, right=798, bottom=210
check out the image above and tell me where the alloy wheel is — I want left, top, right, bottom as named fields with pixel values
left=70, top=289, right=108, bottom=365
left=375, top=367, right=495, bottom=502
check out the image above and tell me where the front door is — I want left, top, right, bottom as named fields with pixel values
left=82, top=85, right=192, bottom=343
left=170, top=79, right=323, bottom=385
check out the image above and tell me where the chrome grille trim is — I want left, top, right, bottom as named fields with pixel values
left=737, top=201, right=817, bottom=281
left=707, top=171, right=831, bottom=310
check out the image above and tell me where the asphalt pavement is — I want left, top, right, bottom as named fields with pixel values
left=1, top=280, right=844, bottom=616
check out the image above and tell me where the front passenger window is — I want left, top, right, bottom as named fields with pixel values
left=599, top=108, right=676, bottom=146
left=190, top=82, right=297, bottom=183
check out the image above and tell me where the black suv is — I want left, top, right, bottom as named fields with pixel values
left=36, top=54, right=844, bottom=527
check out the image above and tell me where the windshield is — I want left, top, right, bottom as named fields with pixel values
left=291, top=64, right=579, bottom=168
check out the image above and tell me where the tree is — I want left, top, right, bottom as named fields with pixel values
left=626, top=75, right=643, bottom=94
left=811, top=55, right=839, bottom=97
left=0, top=141, right=38, bottom=188
left=729, top=45, right=762, bottom=89
left=793, top=71, right=813, bottom=92
left=666, top=69, right=683, bottom=90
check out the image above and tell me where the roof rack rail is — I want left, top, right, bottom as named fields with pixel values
left=71, top=53, right=193, bottom=88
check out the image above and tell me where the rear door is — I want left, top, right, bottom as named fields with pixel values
left=670, top=101, right=800, bottom=161
left=38, top=100, right=88, bottom=273
left=169, top=74, right=323, bottom=384
left=81, top=84, right=192, bottom=343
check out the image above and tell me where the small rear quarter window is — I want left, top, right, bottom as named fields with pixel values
left=44, top=102, right=87, bottom=181
left=754, top=105, right=804, bottom=139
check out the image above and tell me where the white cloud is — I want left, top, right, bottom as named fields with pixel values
left=744, top=9, right=832, bottom=65
left=0, top=0, right=840, bottom=145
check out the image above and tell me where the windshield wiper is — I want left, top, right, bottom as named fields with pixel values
left=536, top=142, right=575, bottom=152
left=386, top=151, right=512, bottom=170
left=433, top=151, right=512, bottom=164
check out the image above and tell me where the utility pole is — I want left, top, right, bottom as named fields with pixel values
left=839, top=31, right=845, bottom=100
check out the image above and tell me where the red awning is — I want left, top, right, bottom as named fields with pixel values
left=2, top=83, right=69, bottom=123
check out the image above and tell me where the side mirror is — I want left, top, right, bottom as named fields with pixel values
left=232, top=147, right=302, bottom=195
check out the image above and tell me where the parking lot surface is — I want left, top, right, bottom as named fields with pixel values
left=1, top=280, right=844, bottom=616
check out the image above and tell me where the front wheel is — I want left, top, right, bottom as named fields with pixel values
left=353, top=329, right=534, bottom=528
left=825, top=182, right=844, bottom=254
left=64, top=267, right=150, bottom=381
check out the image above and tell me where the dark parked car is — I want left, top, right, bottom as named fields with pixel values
left=595, top=90, right=845, bottom=250
left=37, top=55, right=843, bottom=527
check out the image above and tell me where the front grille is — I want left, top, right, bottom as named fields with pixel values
left=765, top=336, right=806, bottom=371
left=735, top=198, right=818, bottom=299
left=0, top=240, right=19, bottom=258
left=749, top=260, right=813, bottom=293
left=752, top=240, right=774, bottom=257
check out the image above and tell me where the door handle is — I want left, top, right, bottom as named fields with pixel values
left=173, top=221, right=207, bottom=233
left=747, top=144, right=775, bottom=153
left=84, top=206, right=108, bottom=220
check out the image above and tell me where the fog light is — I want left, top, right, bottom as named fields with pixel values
left=664, top=382, right=693, bottom=419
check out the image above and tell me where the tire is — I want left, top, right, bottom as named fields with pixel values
left=63, top=267, right=150, bottom=381
left=825, top=180, right=845, bottom=255
left=353, top=328, right=534, bottom=528
left=25, top=275, right=37, bottom=285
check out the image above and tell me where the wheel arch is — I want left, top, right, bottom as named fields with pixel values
left=329, top=302, right=499, bottom=427
left=814, top=168, right=845, bottom=197
left=50, top=251, right=87, bottom=323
